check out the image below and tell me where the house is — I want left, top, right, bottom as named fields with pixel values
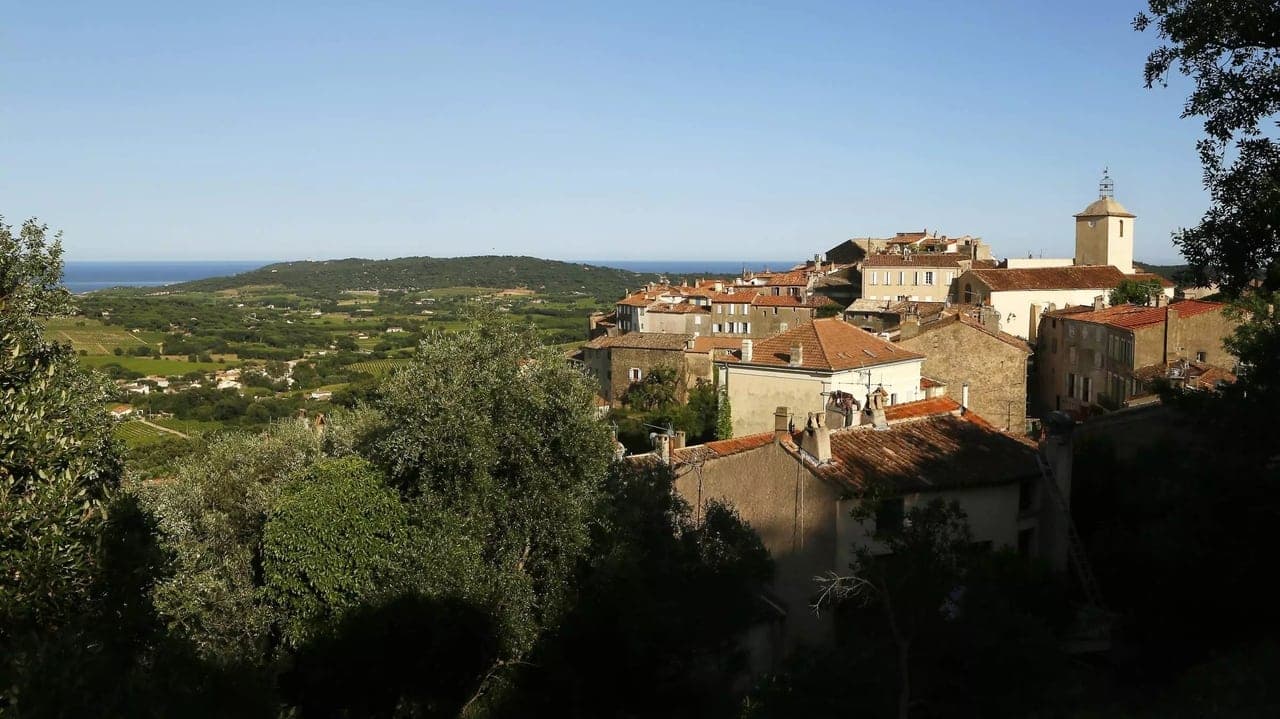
left=650, top=396, right=1069, bottom=651
left=844, top=298, right=947, bottom=336
left=308, top=390, right=334, bottom=401
left=859, top=253, right=967, bottom=303
left=108, top=404, right=137, bottom=419
left=898, top=308, right=1033, bottom=433
left=581, top=332, right=701, bottom=407
left=385, top=327, right=405, bottom=333
left=1033, top=299, right=1236, bottom=416
left=717, top=318, right=925, bottom=435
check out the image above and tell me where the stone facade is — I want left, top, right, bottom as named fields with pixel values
left=898, top=315, right=1031, bottom=433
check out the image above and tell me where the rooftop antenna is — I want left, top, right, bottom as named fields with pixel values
left=1099, top=167, right=1114, bottom=198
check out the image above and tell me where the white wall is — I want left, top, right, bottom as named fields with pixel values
left=1005, top=258, right=1074, bottom=269
left=724, top=359, right=923, bottom=435
left=988, top=288, right=1113, bottom=339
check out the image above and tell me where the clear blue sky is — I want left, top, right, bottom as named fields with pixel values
left=2, top=1, right=1205, bottom=264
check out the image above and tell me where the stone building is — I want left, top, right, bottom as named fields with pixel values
left=581, top=332, right=700, bottom=407
left=898, top=310, right=1032, bottom=433
left=860, top=253, right=966, bottom=303
left=717, top=318, right=924, bottom=435
left=1033, top=299, right=1236, bottom=416
left=648, top=396, right=1062, bottom=653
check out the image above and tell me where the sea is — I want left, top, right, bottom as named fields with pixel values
left=579, top=260, right=797, bottom=274
left=61, top=259, right=795, bottom=294
left=62, top=261, right=268, bottom=294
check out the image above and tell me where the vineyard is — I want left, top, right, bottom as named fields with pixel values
left=112, top=420, right=171, bottom=447
left=348, top=358, right=412, bottom=377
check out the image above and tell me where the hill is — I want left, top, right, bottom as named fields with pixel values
left=169, top=255, right=688, bottom=301
left=1134, top=262, right=1191, bottom=284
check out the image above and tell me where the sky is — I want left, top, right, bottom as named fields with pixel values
left=2, top=1, right=1206, bottom=264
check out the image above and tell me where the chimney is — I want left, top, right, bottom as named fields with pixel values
left=900, top=312, right=921, bottom=340
left=685, top=337, right=695, bottom=350
left=651, top=432, right=672, bottom=464
left=800, top=413, right=832, bottom=463
left=1038, top=411, right=1076, bottom=573
left=1028, top=303, right=1042, bottom=343
left=865, top=387, right=889, bottom=430
left=714, top=281, right=724, bottom=292
left=773, top=406, right=792, bottom=440
left=673, top=430, right=687, bottom=450
left=1093, top=295, right=1105, bottom=311
left=789, top=344, right=804, bottom=367
left=741, top=338, right=754, bottom=362
left=961, top=381, right=970, bottom=412
left=1155, top=291, right=1169, bottom=307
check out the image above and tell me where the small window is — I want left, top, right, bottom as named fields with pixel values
left=899, top=271, right=905, bottom=285
left=1083, top=376, right=1092, bottom=403
left=1120, top=220, right=1125, bottom=238
left=1067, top=373, right=1076, bottom=397
left=875, top=498, right=905, bottom=534
left=628, top=368, right=642, bottom=382
left=871, top=273, right=879, bottom=286
left=889, top=392, right=897, bottom=405
left=1196, top=351, right=1206, bottom=362
left=728, top=304, right=735, bottom=315
left=924, top=271, right=935, bottom=285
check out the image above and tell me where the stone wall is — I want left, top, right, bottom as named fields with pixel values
left=900, top=321, right=1029, bottom=432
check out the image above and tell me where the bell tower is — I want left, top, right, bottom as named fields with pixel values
left=1073, top=169, right=1135, bottom=274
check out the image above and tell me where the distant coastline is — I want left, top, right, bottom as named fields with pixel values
left=62, top=261, right=269, bottom=294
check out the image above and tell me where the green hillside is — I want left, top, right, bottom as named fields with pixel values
left=169, top=256, right=683, bottom=301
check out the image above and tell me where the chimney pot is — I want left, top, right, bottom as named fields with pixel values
left=773, top=406, right=792, bottom=439
left=961, top=381, right=970, bottom=411
left=741, top=338, right=754, bottom=362
left=673, top=430, right=687, bottom=449
left=800, top=412, right=832, bottom=462
left=1093, top=295, right=1105, bottom=311
left=789, top=344, right=804, bottom=367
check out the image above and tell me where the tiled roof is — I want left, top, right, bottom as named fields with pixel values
left=709, top=289, right=763, bottom=303
left=617, top=294, right=653, bottom=307
left=744, top=318, right=923, bottom=372
left=886, top=232, right=929, bottom=244
left=863, top=254, right=964, bottom=268
left=883, top=396, right=963, bottom=421
left=802, top=411, right=1039, bottom=494
left=645, top=303, right=710, bottom=314
left=965, top=265, right=1128, bottom=292
left=1061, top=299, right=1225, bottom=330
left=846, top=298, right=947, bottom=317
left=584, top=333, right=692, bottom=351
left=764, top=271, right=811, bottom=286
left=751, top=293, right=835, bottom=308
left=1134, top=360, right=1237, bottom=390
left=1130, top=271, right=1176, bottom=288
left=920, top=376, right=945, bottom=389
left=671, top=431, right=775, bottom=464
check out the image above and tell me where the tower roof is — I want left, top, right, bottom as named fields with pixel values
left=1074, top=195, right=1135, bottom=219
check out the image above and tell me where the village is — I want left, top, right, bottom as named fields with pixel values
left=575, top=174, right=1240, bottom=662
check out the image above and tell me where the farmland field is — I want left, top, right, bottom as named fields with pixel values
left=348, top=358, right=412, bottom=377
left=81, top=355, right=232, bottom=374
left=155, top=418, right=227, bottom=436
left=112, top=420, right=171, bottom=447
left=44, top=317, right=161, bottom=354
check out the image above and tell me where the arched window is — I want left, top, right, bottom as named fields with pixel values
left=1120, top=220, right=1124, bottom=237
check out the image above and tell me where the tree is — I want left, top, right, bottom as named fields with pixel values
left=622, top=364, right=680, bottom=412
left=715, top=388, right=733, bottom=440
left=368, top=316, right=616, bottom=702
left=505, top=462, right=772, bottom=717
left=815, top=499, right=974, bottom=719
left=1, top=218, right=124, bottom=660
left=1110, top=278, right=1162, bottom=305
left=1136, top=1, right=1280, bottom=294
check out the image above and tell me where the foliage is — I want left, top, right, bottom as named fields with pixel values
left=1, top=217, right=123, bottom=648
left=505, top=462, right=772, bottom=717
left=1109, top=278, right=1163, bottom=306
left=715, top=387, right=733, bottom=440
left=622, top=364, right=680, bottom=412
left=1136, top=0, right=1280, bottom=293
left=368, top=316, right=616, bottom=686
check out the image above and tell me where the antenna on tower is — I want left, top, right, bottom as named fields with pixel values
left=1099, top=167, right=1114, bottom=198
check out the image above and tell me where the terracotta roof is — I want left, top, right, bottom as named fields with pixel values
left=920, top=376, right=945, bottom=389
left=743, top=318, right=922, bottom=372
left=584, top=333, right=692, bottom=351
left=645, top=303, right=710, bottom=314
left=965, top=265, right=1128, bottom=292
left=751, top=293, right=835, bottom=308
left=1061, top=299, right=1225, bottom=330
left=1134, top=360, right=1237, bottom=390
left=617, top=294, right=653, bottom=307
left=764, top=270, right=810, bottom=286
left=863, top=254, right=964, bottom=268
left=671, top=431, right=775, bottom=464
left=846, top=298, right=947, bottom=317
left=1074, top=196, right=1136, bottom=218
left=883, top=396, right=963, bottom=421
left=886, top=232, right=929, bottom=244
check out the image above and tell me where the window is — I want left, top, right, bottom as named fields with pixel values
left=1083, top=376, right=1092, bottom=403
left=945, top=271, right=954, bottom=286
left=871, top=273, right=878, bottom=286
left=712, top=323, right=722, bottom=333
left=728, top=304, right=735, bottom=315
left=1120, top=220, right=1125, bottom=237
left=1067, top=373, right=1076, bottom=398
left=1196, top=351, right=1206, bottom=362
left=772, top=307, right=778, bottom=315
left=889, top=392, right=897, bottom=405
left=744, top=322, right=751, bottom=334
left=875, top=498, right=905, bottom=533
left=694, top=315, right=702, bottom=325
left=1068, top=325, right=1077, bottom=339
left=742, top=304, right=749, bottom=314
left=924, top=271, right=935, bottom=285
left=899, top=271, right=905, bottom=285
left=628, top=368, right=642, bottom=382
